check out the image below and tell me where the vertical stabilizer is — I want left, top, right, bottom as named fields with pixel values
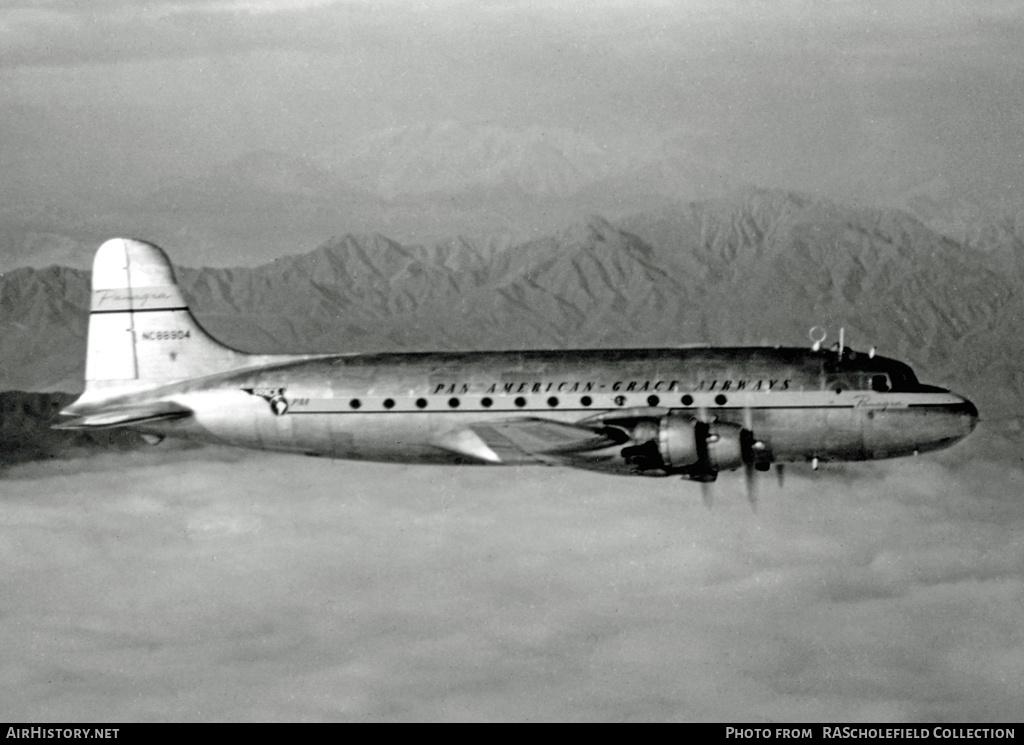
left=82, top=238, right=249, bottom=399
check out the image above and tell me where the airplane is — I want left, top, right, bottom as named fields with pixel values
left=56, top=238, right=978, bottom=501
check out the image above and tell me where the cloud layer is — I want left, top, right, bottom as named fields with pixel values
left=2, top=446, right=1021, bottom=721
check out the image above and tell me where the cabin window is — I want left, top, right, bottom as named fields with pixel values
left=871, top=374, right=892, bottom=393
left=647, top=395, right=660, bottom=407
left=715, top=394, right=728, bottom=406
left=383, top=398, right=395, bottom=409
left=547, top=396, right=559, bottom=407
left=581, top=396, right=592, bottom=407
left=448, top=397, right=460, bottom=408
left=481, top=397, right=493, bottom=408
left=614, top=395, right=626, bottom=406
left=349, top=399, right=361, bottom=409
left=681, top=395, right=694, bottom=406
left=416, top=398, right=427, bottom=409
left=514, top=397, right=527, bottom=408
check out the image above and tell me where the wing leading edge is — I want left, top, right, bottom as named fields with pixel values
left=432, top=418, right=618, bottom=465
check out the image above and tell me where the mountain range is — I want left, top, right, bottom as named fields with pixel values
left=1, top=188, right=1021, bottom=462
left=2, top=122, right=1020, bottom=273
left=0, top=123, right=745, bottom=271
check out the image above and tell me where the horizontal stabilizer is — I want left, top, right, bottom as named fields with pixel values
left=53, top=401, right=192, bottom=430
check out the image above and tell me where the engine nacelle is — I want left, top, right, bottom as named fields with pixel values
left=621, top=414, right=746, bottom=476
left=703, top=419, right=745, bottom=473
left=658, top=414, right=700, bottom=468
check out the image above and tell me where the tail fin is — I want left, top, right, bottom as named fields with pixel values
left=79, top=238, right=249, bottom=402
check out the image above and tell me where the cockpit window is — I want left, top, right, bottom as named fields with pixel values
left=882, top=363, right=920, bottom=392
left=825, top=372, right=897, bottom=392
left=824, top=354, right=920, bottom=392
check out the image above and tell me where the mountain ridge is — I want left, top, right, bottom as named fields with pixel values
left=1, top=189, right=1020, bottom=428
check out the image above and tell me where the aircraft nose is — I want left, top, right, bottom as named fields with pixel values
left=912, top=394, right=979, bottom=455
left=948, top=395, right=979, bottom=437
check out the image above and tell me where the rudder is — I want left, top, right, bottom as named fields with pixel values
left=83, top=238, right=248, bottom=398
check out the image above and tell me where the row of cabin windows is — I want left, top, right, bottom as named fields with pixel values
left=335, top=373, right=896, bottom=409
left=344, top=376, right=894, bottom=409
left=346, top=393, right=724, bottom=410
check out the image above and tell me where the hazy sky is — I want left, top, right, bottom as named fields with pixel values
left=3, top=2, right=1022, bottom=723
left=2, top=0, right=1023, bottom=214
left=2, top=446, right=1021, bottom=721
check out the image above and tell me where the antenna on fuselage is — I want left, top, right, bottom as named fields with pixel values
left=809, top=326, right=827, bottom=352
left=814, top=325, right=875, bottom=359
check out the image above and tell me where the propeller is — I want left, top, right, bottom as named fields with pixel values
left=741, top=406, right=759, bottom=511
left=743, top=460, right=758, bottom=511
left=776, top=463, right=785, bottom=488
left=695, top=404, right=715, bottom=508
left=700, top=480, right=714, bottom=509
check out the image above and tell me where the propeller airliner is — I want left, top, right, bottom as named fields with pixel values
left=56, top=238, right=978, bottom=501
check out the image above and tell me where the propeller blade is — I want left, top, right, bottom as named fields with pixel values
left=744, top=461, right=758, bottom=511
left=776, top=463, right=785, bottom=488
left=700, top=480, right=714, bottom=509
left=740, top=406, right=758, bottom=510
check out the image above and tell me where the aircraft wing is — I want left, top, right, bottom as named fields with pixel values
left=431, top=417, right=618, bottom=464
left=53, top=401, right=192, bottom=430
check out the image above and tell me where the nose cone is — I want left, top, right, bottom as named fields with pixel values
left=936, top=394, right=979, bottom=450
left=952, top=395, right=979, bottom=436
left=864, top=391, right=979, bottom=459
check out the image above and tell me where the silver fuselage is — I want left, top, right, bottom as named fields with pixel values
left=108, top=347, right=976, bottom=472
